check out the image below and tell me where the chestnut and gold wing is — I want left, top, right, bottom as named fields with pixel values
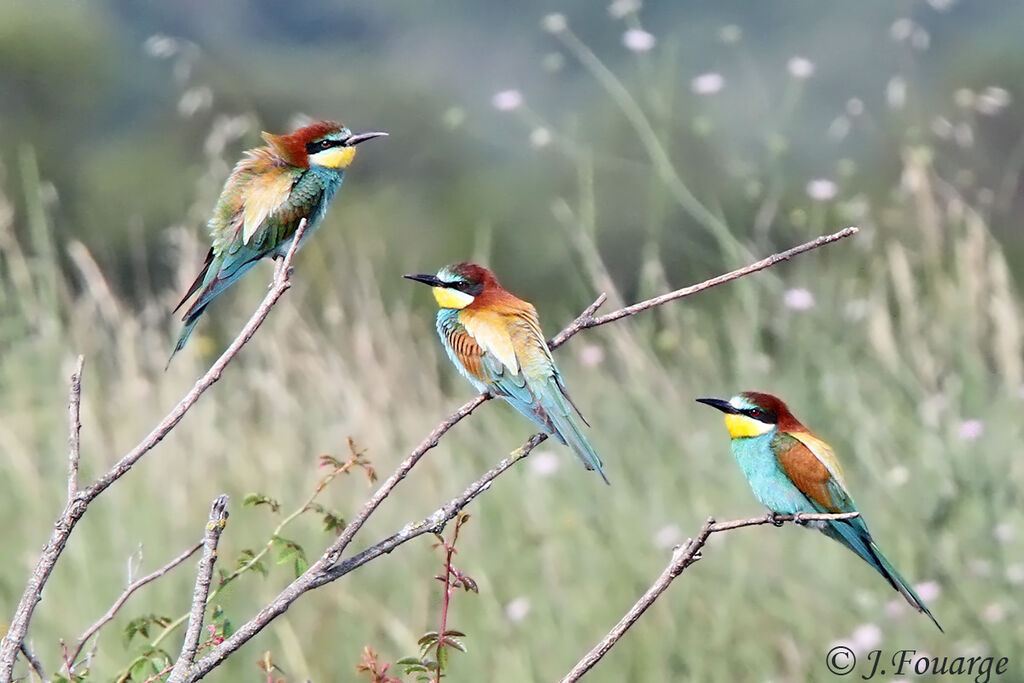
left=440, top=322, right=487, bottom=382
left=241, top=169, right=296, bottom=245
left=772, top=431, right=854, bottom=513
left=460, top=308, right=521, bottom=376
left=442, top=303, right=606, bottom=480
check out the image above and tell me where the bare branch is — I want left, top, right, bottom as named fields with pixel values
left=18, top=645, right=47, bottom=683
left=167, top=495, right=230, bottom=682
left=548, top=226, right=859, bottom=348
left=559, top=511, right=861, bottom=682
left=0, top=219, right=309, bottom=679
left=178, top=227, right=861, bottom=680
left=66, top=355, right=84, bottom=504
left=64, top=541, right=204, bottom=677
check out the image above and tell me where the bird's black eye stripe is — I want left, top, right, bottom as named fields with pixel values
left=305, top=139, right=342, bottom=154
left=744, top=407, right=776, bottom=423
left=444, top=280, right=483, bottom=296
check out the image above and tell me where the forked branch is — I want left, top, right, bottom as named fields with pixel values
left=0, top=219, right=310, bottom=680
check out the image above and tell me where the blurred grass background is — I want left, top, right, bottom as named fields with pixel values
left=1, top=0, right=1023, bottom=680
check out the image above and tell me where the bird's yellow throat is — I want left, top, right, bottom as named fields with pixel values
left=724, top=413, right=774, bottom=439
left=432, top=287, right=475, bottom=310
left=309, top=146, right=357, bottom=169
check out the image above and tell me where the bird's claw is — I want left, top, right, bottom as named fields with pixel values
left=792, top=512, right=806, bottom=526
left=767, top=511, right=785, bottom=527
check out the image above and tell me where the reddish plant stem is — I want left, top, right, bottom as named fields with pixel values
left=433, top=516, right=466, bottom=683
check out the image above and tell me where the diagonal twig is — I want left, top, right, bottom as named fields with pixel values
left=18, top=645, right=47, bottom=683
left=167, top=496, right=230, bottom=682
left=549, top=226, right=859, bottom=347
left=181, top=227, right=859, bottom=680
left=63, top=540, right=204, bottom=677
left=0, top=219, right=310, bottom=680
left=559, top=512, right=861, bottom=682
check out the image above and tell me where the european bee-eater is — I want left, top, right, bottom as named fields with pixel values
left=405, top=263, right=608, bottom=483
left=169, top=120, right=387, bottom=362
left=697, top=392, right=941, bottom=631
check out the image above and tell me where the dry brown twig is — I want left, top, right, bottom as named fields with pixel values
left=167, top=496, right=230, bottom=682
left=18, top=645, right=47, bottom=683
left=0, top=218, right=310, bottom=680
left=0, top=225, right=858, bottom=681
left=558, top=511, right=861, bottom=682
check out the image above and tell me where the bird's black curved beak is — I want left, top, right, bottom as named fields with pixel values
left=404, top=273, right=445, bottom=287
left=345, top=131, right=388, bottom=146
left=695, top=397, right=739, bottom=414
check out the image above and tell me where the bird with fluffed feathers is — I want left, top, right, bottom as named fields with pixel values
left=406, top=263, right=609, bottom=484
left=698, top=391, right=942, bottom=631
left=169, top=120, right=386, bottom=364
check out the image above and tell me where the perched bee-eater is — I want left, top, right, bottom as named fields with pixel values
left=697, top=392, right=941, bottom=631
left=169, top=120, right=387, bottom=362
left=405, top=263, right=608, bottom=483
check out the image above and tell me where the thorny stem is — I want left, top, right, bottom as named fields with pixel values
left=433, top=515, right=468, bottom=683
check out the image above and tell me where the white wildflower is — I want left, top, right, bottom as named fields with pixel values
left=691, top=72, right=725, bottom=95
left=622, top=28, right=656, bottom=52
left=529, top=451, right=561, bottom=478
left=491, top=89, right=523, bottom=112
left=653, top=524, right=683, bottom=549
left=505, top=597, right=531, bottom=622
left=787, top=56, right=815, bottom=79
left=542, top=13, right=567, bottom=34
left=530, top=128, right=552, bottom=148
left=806, top=178, right=838, bottom=201
left=608, top=0, right=641, bottom=19
left=783, top=288, right=815, bottom=311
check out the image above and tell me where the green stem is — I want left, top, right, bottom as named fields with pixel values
left=118, top=459, right=357, bottom=677
left=553, top=27, right=742, bottom=260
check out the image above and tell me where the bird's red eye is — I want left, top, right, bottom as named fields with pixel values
left=748, top=408, right=762, bottom=418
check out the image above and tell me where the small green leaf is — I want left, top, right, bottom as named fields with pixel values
left=322, top=511, right=346, bottom=535
left=437, top=645, right=449, bottom=670
left=129, top=658, right=150, bottom=679
left=417, top=631, right=439, bottom=648
left=236, top=549, right=267, bottom=577
left=242, top=493, right=280, bottom=512
left=445, top=636, right=467, bottom=653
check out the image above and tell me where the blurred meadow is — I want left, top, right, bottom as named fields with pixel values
left=2, top=0, right=1024, bottom=680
